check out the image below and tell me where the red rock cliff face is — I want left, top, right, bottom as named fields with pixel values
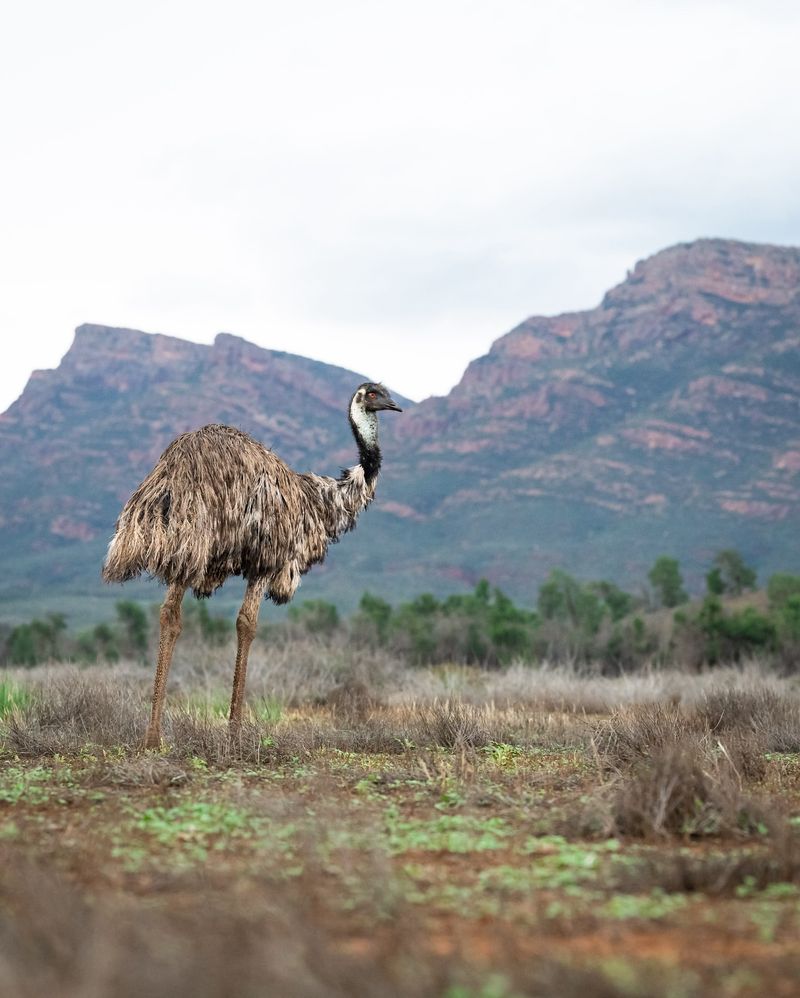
left=383, top=238, right=800, bottom=542
left=394, top=240, right=799, bottom=433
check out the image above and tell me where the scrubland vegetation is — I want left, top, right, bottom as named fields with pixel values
left=0, top=550, right=798, bottom=995
left=0, top=637, right=796, bottom=996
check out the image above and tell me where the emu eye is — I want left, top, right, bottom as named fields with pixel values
left=367, top=391, right=377, bottom=398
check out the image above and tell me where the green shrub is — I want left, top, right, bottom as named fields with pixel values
left=115, top=601, right=149, bottom=657
left=648, top=556, right=688, bottom=609
left=287, top=599, right=340, bottom=637
left=711, top=549, right=757, bottom=596
left=767, top=573, right=800, bottom=610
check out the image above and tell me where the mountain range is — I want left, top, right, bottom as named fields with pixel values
left=2, top=238, right=799, bottom=623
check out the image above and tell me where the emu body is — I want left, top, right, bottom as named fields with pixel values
left=102, top=383, right=401, bottom=747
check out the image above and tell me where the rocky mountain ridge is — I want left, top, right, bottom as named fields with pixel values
left=384, top=239, right=800, bottom=524
left=2, top=238, right=799, bottom=621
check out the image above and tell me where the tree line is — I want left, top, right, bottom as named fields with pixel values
left=2, top=549, right=800, bottom=670
left=0, top=600, right=227, bottom=668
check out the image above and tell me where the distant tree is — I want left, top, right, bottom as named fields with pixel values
left=681, top=594, right=775, bottom=666
left=648, top=557, right=688, bottom=609
left=588, top=580, right=635, bottom=622
left=537, top=570, right=604, bottom=634
left=406, top=593, right=440, bottom=617
left=538, top=569, right=574, bottom=622
left=695, top=595, right=725, bottom=664
left=777, top=594, right=800, bottom=643
left=441, top=582, right=493, bottom=663
left=288, top=599, right=340, bottom=636
left=5, top=613, right=67, bottom=666
left=354, top=592, right=393, bottom=644
left=705, top=567, right=725, bottom=597
left=486, top=587, right=536, bottom=662
left=75, top=630, right=100, bottom=663
left=438, top=581, right=536, bottom=665
left=180, top=601, right=231, bottom=644
left=196, top=602, right=230, bottom=644
left=473, top=579, right=491, bottom=605
left=603, top=616, right=656, bottom=672
left=722, top=607, right=775, bottom=655
left=7, top=625, right=38, bottom=666
left=767, top=573, right=800, bottom=610
left=712, top=550, right=757, bottom=596
left=391, top=593, right=440, bottom=664
left=44, top=613, right=67, bottom=657
left=91, top=623, right=119, bottom=662
left=115, top=601, right=149, bottom=657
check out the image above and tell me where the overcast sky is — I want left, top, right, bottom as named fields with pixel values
left=1, top=0, right=799, bottom=411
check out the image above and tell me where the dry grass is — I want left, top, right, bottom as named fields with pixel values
left=613, top=830, right=800, bottom=897
left=602, top=737, right=775, bottom=840
left=169, top=634, right=408, bottom=706
left=5, top=671, right=144, bottom=755
left=587, top=697, right=792, bottom=841
left=4, top=659, right=798, bottom=772
left=84, top=755, right=192, bottom=788
left=697, top=688, right=800, bottom=752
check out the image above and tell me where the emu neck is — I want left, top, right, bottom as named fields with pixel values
left=349, top=401, right=381, bottom=483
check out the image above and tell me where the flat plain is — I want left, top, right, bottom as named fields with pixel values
left=0, top=645, right=798, bottom=998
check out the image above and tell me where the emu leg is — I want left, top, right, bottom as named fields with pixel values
left=143, top=583, right=185, bottom=749
left=229, top=579, right=267, bottom=736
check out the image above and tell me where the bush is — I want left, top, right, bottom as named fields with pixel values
left=602, top=616, right=657, bottom=672
left=352, top=592, right=392, bottom=644
left=768, top=573, right=800, bottom=610
left=711, top=550, right=757, bottom=596
left=115, top=601, right=149, bottom=657
left=607, top=739, right=769, bottom=840
left=75, top=623, right=120, bottom=664
left=538, top=570, right=604, bottom=635
left=675, top=597, right=776, bottom=666
left=286, top=599, right=340, bottom=638
left=5, top=614, right=67, bottom=666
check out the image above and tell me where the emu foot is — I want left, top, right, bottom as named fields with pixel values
left=142, top=726, right=162, bottom=750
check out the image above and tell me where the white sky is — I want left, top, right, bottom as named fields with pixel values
left=1, top=0, right=799, bottom=410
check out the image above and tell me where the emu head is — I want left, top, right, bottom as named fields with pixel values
left=353, top=383, right=402, bottom=413
left=349, top=383, right=402, bottom=450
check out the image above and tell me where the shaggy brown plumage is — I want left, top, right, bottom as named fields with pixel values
left=102, top=382, right=402, bottom=747
left=104, top=424, right=376, bottom=603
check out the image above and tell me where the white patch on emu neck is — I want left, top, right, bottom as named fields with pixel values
left=350, top=398, right=378, bottom=447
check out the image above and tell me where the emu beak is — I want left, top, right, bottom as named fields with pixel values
left=378, top=395, right=402, bottom=412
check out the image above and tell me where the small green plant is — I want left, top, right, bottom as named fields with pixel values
left=602, top=889, right=689, bottom=921
left=485, top=743, right=522, bottom=768
left=185, top=692, right=231, bottom=718
left=444, top=975, right=520, bottom=998
left=0, top=680, right=31, bottom=717
left=255, top=696, right=283, bottom=724
left=748, top=902, right=784, bottom=943
left=133, top=800, right=255, bottom=861
left=385, top=808, right=510, bottom=854
left=0, top=765, right=71, bottom=805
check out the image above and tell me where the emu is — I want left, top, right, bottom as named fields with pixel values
left=102, top=382, right=402, bottom=748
